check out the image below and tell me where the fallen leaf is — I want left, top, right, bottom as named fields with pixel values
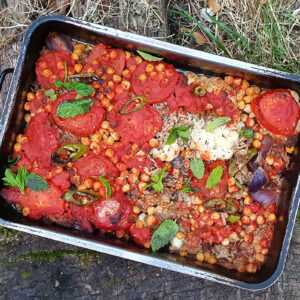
left=207, top=0, right=220, bottom=14
left=179, top=27, right=207, bottom=45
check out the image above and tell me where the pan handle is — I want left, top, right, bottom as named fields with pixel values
left=0, top=68, right=14, bottom=92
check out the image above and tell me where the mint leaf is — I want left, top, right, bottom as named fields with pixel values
left=239, top=126, right=254, bottom=139
left=99, top=175, right=111, bottom=200
left=2, top=166, right=28, bottom=194
left=151, top=219, right=178, bottom=252
left=7, top=155, right=20, bottom=167
left=136, top=50, right=163, bottom=62
left=166, top=125, right=192, bottom=145
left=44, top=89, right=57, bottom=101
left=146, top=166, right=167, bottom=193
left=206, top=166, right=223, bottom=189
left=55, top=79, right=94, bottom=99
left=206, top=117, right=231, bottom=132
left=190, top=158, right=205, bottom=179
left=54, top=79, right=64, bottom=89
left=25, top=173, right=49, bottom=191
left=56, top=98, right=93, bottom=118
left=181, top=178, right=200, bottom=193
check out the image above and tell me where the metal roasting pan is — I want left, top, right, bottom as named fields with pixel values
left=0, top=15, right=300, bottom=291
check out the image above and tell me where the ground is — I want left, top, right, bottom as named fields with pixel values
left=0, top=0, right=300, bottom=299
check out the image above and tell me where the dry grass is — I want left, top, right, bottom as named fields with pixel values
left=0, top=0, right=299, bottom=73
left=168, top=0, right=300, bottom=74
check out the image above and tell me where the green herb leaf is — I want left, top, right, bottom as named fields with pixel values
left=181, top=178, right=200, bottom=193
left=54, top=79, right=94, bottom=99
left=166, top=125, right=192, bottom=145
left=206, top=166, right=223, bottom=189
left=44, top=89, right=57, bottom=101
left=228, top=215, right=241, bottom=223
left=25, top=173, right=49, bottom=191
left=228, top=160, right=239, bottom=176
left=7, top=155, right=20, bottom=167
left=136, top=50, right=163, bottom=62
left=206, top=117, right=231, bottom=132
left=235, top=179, right=244, bottom=190
left=239, top=126, right=254, bottom=139
left=146, top=166, right=167, bottom=193
left=190, top=158, right=205, bottom=179
left=54, top=79, right=64, bottom=89
left=248, top=147, right=258, bottom=161
left=151, top=219, right=179, bottom=252
left=56, top=98, right=93, bottom=118
left=64, top=60, right=68, bottom=82
left=99, top=175, right=111, bottom=200
left=2, top=166, right=28, bottom=194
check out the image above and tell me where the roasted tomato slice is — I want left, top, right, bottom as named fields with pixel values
left=92, top=194, right=133, bottom=231
left=131, top=61, right=180, bottom=104
left=22, top=112, right=60, bottom=168
left=108, top=97, right=163, bottom=145
left=35, top=50, right=74, bottom=90
left=251, top=89, right=300, bottom=136
left=83, top=43, right=126, bottom=76
left=190, top=161, right=228, bottom=200
left=73, top=154, right=118, bottom=180
left=52, top=91, right=105, bottom=137
left=129, top=224, right=152, bottom=247
left=2, top=184, right=67, bottom=220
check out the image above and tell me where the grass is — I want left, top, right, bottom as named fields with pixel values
left=168, top=0, right=300, bottom=74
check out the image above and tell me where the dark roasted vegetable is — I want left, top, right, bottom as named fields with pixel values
left=251, top=189, right=277, bottom=205
left=46, top=32, right=74, bottom=53
left=51, top=144, right=88, bottom=164
left=67, top=73, right=103, bottom=84
left=61, top=190, right=101, bottom=206
left=204, top=199, right=237, bottom=214
left=249, top=167, right=267, bottom=193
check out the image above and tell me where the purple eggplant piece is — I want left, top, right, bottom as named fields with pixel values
left=171, top=156, right=183, bottom=169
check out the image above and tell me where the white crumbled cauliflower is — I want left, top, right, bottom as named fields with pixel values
left=190, top=118, right=239, bottom=161
left=171, top=236, right=184, bottom=249
left=151, top=142, right=181, bottom=162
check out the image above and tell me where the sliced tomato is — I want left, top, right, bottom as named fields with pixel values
left=121, top=153, right=154, bottom=172
left=22, top=112, right=60, bottom=168
left=167, top=76, right=207, bottom=114
left=190, top=161, right=228, bottom=200
left=168, top=79, right=239, bottom=124
left=92, top=194, right=133, bottom=231
left=50, top=171, right=71, bottom=191
left=129, top=224, right=152, bottom=246
left=2, top=184, right=67, bottom=220
left=73, top=153, right=118, bottom=180
left=83, top=44, right=126, bottom=76
left=108, top=97, right=163, bottom=145
left=35, top=50, right=74, bottom=90
left=52, top=91, right=105, bottom=137
left=131, top=61, right=180, bottom=104
left=251, top=89, right=300, bottom=136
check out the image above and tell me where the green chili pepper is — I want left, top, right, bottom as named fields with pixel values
left=51, top=144, right=88, bottom=164
left=119, top=96, right=147, bottom=115
left=190, top=85, right=206, bottom=97
left=204, top=199, right=237, bottom=214
left=228, top=215, right=241, bottom=223
left=61, top=189, right=101, bottom=206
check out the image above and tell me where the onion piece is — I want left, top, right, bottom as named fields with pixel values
left=251, top=189, right=277, bottom=205
left=261, top=135, right=272, bottom=155
left=249, top=167, right=267, bottom=193
left=46, top=32, right=74, bottom=53
left=171, top=156, right=183, bottom=168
